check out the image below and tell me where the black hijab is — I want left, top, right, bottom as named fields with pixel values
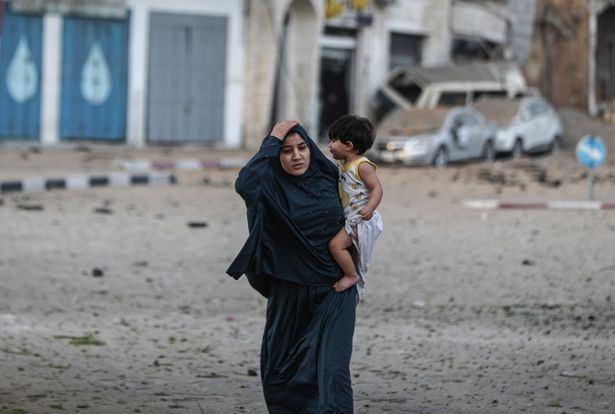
left=226, top=125, right=345, bottom=297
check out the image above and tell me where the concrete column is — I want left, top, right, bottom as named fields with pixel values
left=40, top=13, right=62, bottom=145
left=422, top=0, right=452, bottom=65
left=126, top=5, right=147, bottom=147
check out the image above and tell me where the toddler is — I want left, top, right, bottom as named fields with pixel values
left=328, top=115, right=383, bottom=296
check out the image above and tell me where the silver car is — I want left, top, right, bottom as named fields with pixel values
left=369, top=107, right=496, bottom=167
left=473, top=96, right=563, bottom=158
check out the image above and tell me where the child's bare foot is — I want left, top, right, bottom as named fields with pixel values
left=334, top=274, right=360, bottom=292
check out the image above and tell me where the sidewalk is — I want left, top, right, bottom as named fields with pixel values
left=0, top=143, right=252, bottom=179
left=0, top=143, right=253, bottom=193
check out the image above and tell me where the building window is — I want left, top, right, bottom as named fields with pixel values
left=438, top=92, right=467, bottom=107
left=389, top=32, right=423, bottom=71
left=452, top=38, right=501, bottom=62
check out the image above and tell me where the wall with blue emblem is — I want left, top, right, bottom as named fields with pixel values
left=0, top=3, right=43, bottom=140
left=60, top=14, right=129, bottom=141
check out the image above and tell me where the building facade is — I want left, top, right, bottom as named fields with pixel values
left=242, top=0, right=533, bottom=148
left=0, top=0, right=244, bottom=147
left=1, top=0, right=545, bottom=148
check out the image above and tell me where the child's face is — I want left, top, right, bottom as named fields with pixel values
left=280, top=133, right=310, bottom=176
left=328, top=138, right=352, bottom=160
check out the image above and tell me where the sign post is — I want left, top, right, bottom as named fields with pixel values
left=575, top=135, right=607, bottom=200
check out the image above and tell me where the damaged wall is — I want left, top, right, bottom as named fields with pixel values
left=524, top=0, right=590, bottom=109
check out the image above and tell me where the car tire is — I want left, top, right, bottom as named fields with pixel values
left=549, top=136, right=561, bottom=154
left=512, top=139, right=523, bottom=160
left=482, top=140, right=495, bottom=163
left=433, top=146, right=448, bottom=168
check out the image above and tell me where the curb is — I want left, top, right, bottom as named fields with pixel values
left=117, top=158, right=248, bottom=171
left=0, top=172, right=176, bottom=194
left=463, top=199, right=615, bottom=210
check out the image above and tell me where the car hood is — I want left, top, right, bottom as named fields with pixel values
left=379, top=133, right=435, bottom=145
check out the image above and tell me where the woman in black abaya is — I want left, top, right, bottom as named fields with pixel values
left=227, top=120, right=356, bottom=413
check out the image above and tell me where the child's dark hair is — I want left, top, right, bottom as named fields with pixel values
left=328, top=115, right=375, bottom=154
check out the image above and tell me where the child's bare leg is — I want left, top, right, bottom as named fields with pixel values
left=329, top=228, right=360, bottom=292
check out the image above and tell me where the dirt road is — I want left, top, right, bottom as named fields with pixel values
left=1, top=139, right=614, bottom=413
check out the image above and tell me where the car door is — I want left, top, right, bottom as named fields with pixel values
left=448, top=111, right=483, bottom=160
left=533, top=101, right=553, bottom=148
left=522, top=100, right=548, bottom=151
left=512, top=102, right=533, bottom=150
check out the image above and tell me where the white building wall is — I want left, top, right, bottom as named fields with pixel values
left=125, top=0, right=244, bottom=147
left=420, top=0, right=453, bottom=65
left=243, top=0, right=323, bottom=148
left=282, top=0, right=321, bottom=130
left=452, top=2, right=507, bottom=43
left=507, top=0, right=538, bottom=63
left=348, top=0, right=453, bottom=118
left=40, top=13, right=62, bottom=145
left=242, top=0, right=282, bottom=147
left=361, top=0, right=433, bottom=115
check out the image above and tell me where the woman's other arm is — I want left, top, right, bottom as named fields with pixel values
left=235, top=138, right=278, bottom=203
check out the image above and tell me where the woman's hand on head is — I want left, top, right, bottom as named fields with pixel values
left=271, top=120, right=299, bottom=140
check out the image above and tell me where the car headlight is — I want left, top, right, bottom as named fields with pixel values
left=404, top=140, right=429, bottom=152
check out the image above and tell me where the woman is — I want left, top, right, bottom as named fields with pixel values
left=227, top=120, right=356, bottom=413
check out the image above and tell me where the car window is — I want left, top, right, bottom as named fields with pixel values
left=438, top=92, right=467, bottom=107
left=455, top=113, right=479, bottom=126
left=527, top=101, right=547, bottom=116
left=389, top=74, right=422, bottom=103
left=473, top=90, right=507, bottom=101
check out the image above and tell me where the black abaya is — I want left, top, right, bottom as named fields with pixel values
left=227, top=126, right=355, bottom=413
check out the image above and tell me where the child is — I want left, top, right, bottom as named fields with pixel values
left=328, top=115, right=383, bottom=296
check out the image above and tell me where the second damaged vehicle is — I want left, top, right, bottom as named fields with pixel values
left=473, top=96, right=563, bottom=158
left=369, top=107, right=497, bottom=167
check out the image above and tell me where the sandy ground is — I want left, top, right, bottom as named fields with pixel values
left=1, top=111, right=615, bottom=414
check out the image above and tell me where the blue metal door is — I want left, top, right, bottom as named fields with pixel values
left=0, top=3, right=43, bottom=140
left=60, top=15, right=129, bottom=141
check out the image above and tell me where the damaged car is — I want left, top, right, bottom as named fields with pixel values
left=370, top=62, right=528, bottom=123
left=369, top=106, right=497, bottom=167
left=473, top=96, right=563, bottom=158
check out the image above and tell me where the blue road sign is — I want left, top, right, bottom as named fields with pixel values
left=576, top=135, right=607, bottom=168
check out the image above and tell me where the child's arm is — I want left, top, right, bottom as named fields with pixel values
left=358, top=162, right=383, bottom=220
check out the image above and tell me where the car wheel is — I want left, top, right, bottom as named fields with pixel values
left=512, top=139, right=523, bottom=160
left=482, top=140, right=495, bottom=163
left=433, top=146, right=448, bottom=168
left=549, top=136, right=561, bottom=154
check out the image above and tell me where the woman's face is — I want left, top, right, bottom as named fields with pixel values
left=280, top=133, right=311, bottom=176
